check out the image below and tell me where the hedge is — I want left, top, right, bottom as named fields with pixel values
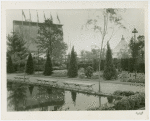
left=78, top=58, right=144, bottom=73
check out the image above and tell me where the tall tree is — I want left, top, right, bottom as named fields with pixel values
left=7, top=32, right=28, bottom=71
left=129, top=35, right=145, bottom=76
left=83, top=9, right=126, bottom=91
left=7, top=54, right=14, bottom=73
left=67, top=53, right=71, bottom=70
left=43, top=50, right=53, bottom=76
left=137, top=35, right=145, bottom=62
left=68, top=46, right=78, bottom=78
left=103, top=42, right=117, bottom=80
left=25, top=53, right=34, bottom=74
left=36, top=19, right=68, bottom=64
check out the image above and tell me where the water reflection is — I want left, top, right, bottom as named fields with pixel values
left=28, top=85, right=34, bottom=95
left=7, top=82, right=27, bottom=111
left=7, top=82, right=65, bottom=111
left=26, top=86, right=65, bottom=111
left=99, top=96, right=101, bottom=107
left=7, top=81, right=109, bottom=111
left=71, top=91, right=77, bottom=106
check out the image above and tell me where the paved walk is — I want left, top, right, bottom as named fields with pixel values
left=7, top=74, right=145, bottom=94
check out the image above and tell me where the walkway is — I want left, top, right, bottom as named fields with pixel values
left=7, top=74, right=145, bottom=95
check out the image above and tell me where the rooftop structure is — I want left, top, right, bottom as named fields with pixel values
left=113, top=35, right=129, bottom=58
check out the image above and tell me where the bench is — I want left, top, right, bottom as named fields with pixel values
left=36, top=78, right=58, bottom=87
left=63, top=81, right=95, bottom=91
left=14, top=76, right=30, bottom=83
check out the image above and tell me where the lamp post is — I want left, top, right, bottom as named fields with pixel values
left=132, top=28, right=138, bottom=42
left=132, top=28, right=138, bottom=79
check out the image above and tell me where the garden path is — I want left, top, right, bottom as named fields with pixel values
left=7, top=73, right=144, bottom=94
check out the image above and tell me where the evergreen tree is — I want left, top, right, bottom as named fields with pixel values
left=7, top=32, right=28, bottom=71
left=7, top=55, right=14, bottom=73
left=25, top=53, right=34, bottom=74
left=103, top=42, right=117, bottom=80
left=67, top=53, right=71, bottom=70
left=43, top=50, right=53, bottom=76
left=68, top=46, right=78, bottom=78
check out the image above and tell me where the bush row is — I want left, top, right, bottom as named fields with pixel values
left=113, top=90, right=135, bottom=96
left=78, top=58, right=145, bottom=73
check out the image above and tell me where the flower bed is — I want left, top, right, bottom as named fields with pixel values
left=119, top=72, right=145, bottom=83
left=114, top=92, right=145, bottom=110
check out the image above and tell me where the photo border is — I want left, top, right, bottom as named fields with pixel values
left=1, top=1, right=149, bottom=120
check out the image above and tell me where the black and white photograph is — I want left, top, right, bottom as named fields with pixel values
left=1, top=1, right=149, bottom=120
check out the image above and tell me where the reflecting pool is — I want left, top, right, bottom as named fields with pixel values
left=7, top=82, right=108, bottom=111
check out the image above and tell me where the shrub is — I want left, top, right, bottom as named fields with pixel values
left=114, top=92, right=145, bottom=110
left=91, top=73, right=99, bottom=79
left=115, top=97, right=131, bottom=110
left=90, top=92, right=145, bottom=110
left=130, top=94, right=142, bottom=108
left=128, top=92, right=145, bottom=109
left=101, top=106, right=115, bottom=110
left=78, top=68, right=85, bottom=73
left=85, top=66, right=94, bottom=78
left=113, top=90, right=122, bottom=96
left=78, top=73, right=85, bottom=79
left=51, top=70, right=67, bottom=77
left=128, top=96, right=136, bottom=110
left=107, top=96, right=114, bottom=103
left=103, top=42, right=117, bottom=80
left=120, top=73, right=128, bottom=82
left=138, top=92, right=145, bottom=105
left=122, top=91, right=135, bottom=96
left=68, top=46, right=78, bottom=78
left=78, top=68, right=85, bottom=79
left=25, top=53, right=34, bottom=74
left=60, top=64, right=67, bottom=70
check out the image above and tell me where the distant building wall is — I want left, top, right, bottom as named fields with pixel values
left=13, top=20, right=63, bottom=52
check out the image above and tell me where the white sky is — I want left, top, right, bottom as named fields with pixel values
left=6, top=9, right=144, bottom=54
